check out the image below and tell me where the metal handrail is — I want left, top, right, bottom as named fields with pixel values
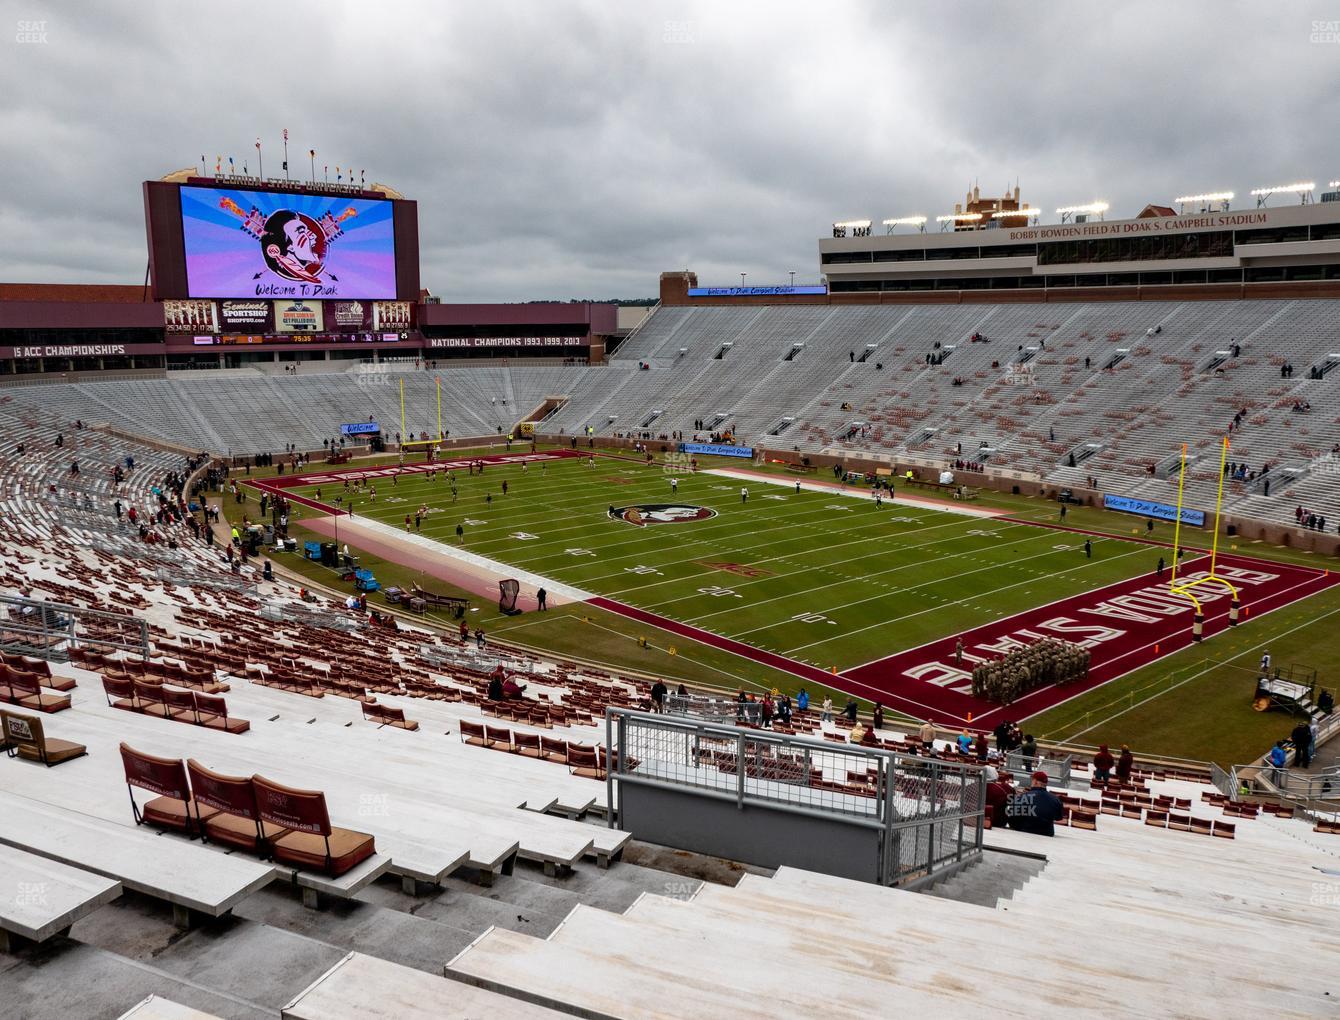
left=604, top=707, right=984, bottom=887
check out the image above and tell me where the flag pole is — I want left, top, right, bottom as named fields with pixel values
left=255, top=138, right=262, bottom=180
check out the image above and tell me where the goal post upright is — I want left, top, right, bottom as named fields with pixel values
left=1169, top=443, right=1190, bottom=595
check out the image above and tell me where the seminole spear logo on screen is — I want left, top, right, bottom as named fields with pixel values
left=179, top=185, right=397, bottom=300
left=609, top=504, right=718, bottom=526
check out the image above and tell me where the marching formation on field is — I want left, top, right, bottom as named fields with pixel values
left=970, top=638, right=1091, bottom=704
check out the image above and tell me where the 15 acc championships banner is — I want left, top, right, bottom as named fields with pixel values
left=179, top=185, right=397, bottom=299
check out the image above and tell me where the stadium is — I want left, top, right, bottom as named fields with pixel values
left=4, top=7, right=1340, bottom=1018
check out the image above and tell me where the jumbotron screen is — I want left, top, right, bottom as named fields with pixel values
left=179, top=185, right=397, bottom=300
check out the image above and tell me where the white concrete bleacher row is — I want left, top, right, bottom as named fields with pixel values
left=444, top=778, right=1340, bottom=1018
left=6, top=363, right=589, bottom=458
left=0, top=791, right=279, bottom=930
left=0, top=844, right=122, bottom=952
left=12, top=296, right=1340, bottom=527
left=0, top=404, right=644, bottom=886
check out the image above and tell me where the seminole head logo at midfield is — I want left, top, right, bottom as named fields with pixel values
left=219, top=197, right=358, bottom=285
left=609, top=503, right=718, bottom=527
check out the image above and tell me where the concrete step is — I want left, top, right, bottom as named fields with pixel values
left=232, top=882, right=484, bottom=975
left=922, top=850, right=1047, bottom=908
left=0, top=938, right=269, bottom=1020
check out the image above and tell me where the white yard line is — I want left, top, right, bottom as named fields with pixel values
left=703, top=467, right=1008, bottom=519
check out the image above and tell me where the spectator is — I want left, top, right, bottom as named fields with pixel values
left=872, top=702, right=884, bottom=731
left=797, top=687, right=809, bottom=713
left=844, top=698, right=858, bottom=723
left=502, top=676, right=526, bottom=699
left=1268, top=741, right=1288, bottom=769
left=974, top=731, right=988, bottom=762
left=1115, top=745, right=1134, bottom=782
left=918, top=718, right=935, bottom=750
left=849, top=721, right=867, bottom=744
left=1019, top=734, right=1038, bottom=770
left=650, top=679, right=667, bottom=713
left=1290, top=722, right=1312, bottom=768
left=820, top=696, right=833, bottom=723
left=984, top=767, right=1012, bottom=827
left=1092, top=743, right=1115, bottom=783
left=1006, top=771, right=1065, bottom=837
left=487, top=674, right=504, bottom=701
left=1319, top=689, right=1334, bottom=716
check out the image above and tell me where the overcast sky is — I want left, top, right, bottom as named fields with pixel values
left=2, top=1, right=1338, bottom=301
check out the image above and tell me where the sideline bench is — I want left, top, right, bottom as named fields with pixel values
left=0, top=844, right=121, bottom=952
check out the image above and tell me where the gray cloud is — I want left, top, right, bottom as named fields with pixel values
left=1, top=0, right=1336, bottom=301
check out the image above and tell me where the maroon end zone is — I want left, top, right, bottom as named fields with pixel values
left=243, top=449, right=586, bottom=513
left=592, top=553, right=1336, bottom=726
left=841, top=553, right=1336, bottom=724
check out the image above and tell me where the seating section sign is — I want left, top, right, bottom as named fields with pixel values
left=680, top=442, right=753, bottom=459
left=1104, top=493, right=1205, bottom=526
left=340, top=422, right=381, bottom=436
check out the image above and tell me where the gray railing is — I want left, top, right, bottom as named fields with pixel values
left=666, top=691, right=762, bottom=724
left=604, top=708, right=984, bottom=888
left=1210, top=763, right=1239, bottom=801
left=1006, top=751, right=1073, bottom=788
left=0, top=594, right=148, bottom=661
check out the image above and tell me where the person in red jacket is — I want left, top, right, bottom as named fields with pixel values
left=1092, top=743, right=1115, bottom=783
left=984, top=766, right=1013, bottom=827
left=1115, top=745, right=1135, bottom=783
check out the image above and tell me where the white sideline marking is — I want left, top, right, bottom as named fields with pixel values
left=702, top=468, right=1007, bottom=518
left=346, top=516, right=594, bottom=602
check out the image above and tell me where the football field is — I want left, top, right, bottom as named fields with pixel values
left=254, top=448, right=1340, bottom=724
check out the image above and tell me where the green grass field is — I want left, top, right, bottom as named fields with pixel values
left=280, top=452, right=1162, bottom=671
left=229, top=446, right=1336, bottom=766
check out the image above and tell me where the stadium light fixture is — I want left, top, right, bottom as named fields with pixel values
left=991, top=207, right=1040, bottom=219
left=1056, top=201, right=1109, bottom=223
left=1330, top=181, right=1340, bottom=189
left=1250, top=181, right=1315, bottom=206
left=882, top=215, right=928, bottom=234
left=935, top=212, right=982, bottom=231
left=1173, top=191, right=1233, bottom=213
left=832, top=219, right=872, bottom=239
